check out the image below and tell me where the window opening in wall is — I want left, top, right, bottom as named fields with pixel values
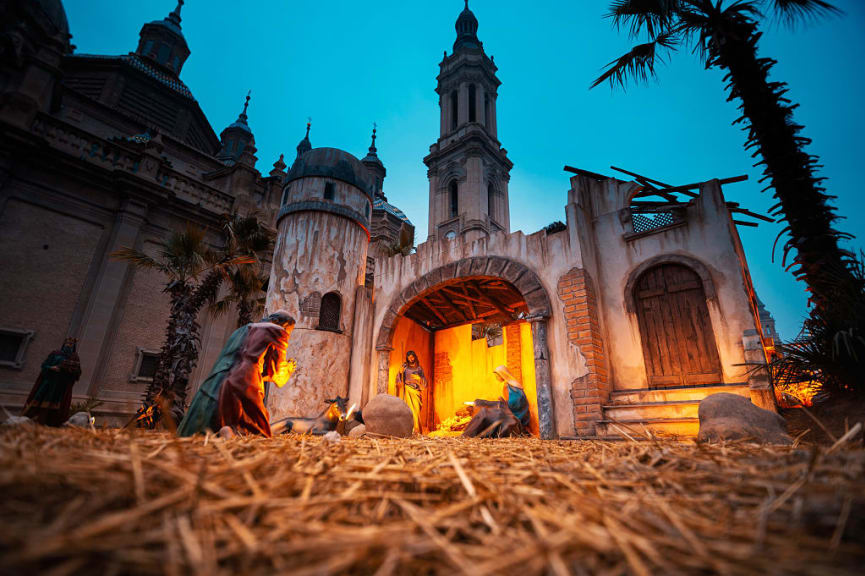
left=487, top=182, right=495, bottom=220
left=132, top=349, right=160, bottom=381
left=469, top=84, right=477, bottom=122
left=449, top=180, right=459, bottom=218
left=450, top=90, right=458, bottom=130
left=318, top=292, right=341, bottom=332
left=484, top=94, right=490, bottom=127
left=324, top=182, right=335, bottom=201
left=281, top=186, right=290, bottom=205
left=0, top=329, right=33, bottom=368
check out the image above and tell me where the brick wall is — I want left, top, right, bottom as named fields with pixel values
left=557, top=268, right=609, bottom=436
left=505, top=323, right=522, bottom=376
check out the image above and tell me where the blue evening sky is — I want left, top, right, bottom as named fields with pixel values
left=63, top=0, right=864, bottom=340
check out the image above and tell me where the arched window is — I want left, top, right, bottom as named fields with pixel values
left=468, top=84, right=477, bottom=122
left=450, top=90, right=459, bottom=130
left=324, top=182, right=335, bottom=201
left=484, top=94, right=491, bottom=127
left=281, top=185, right=290, bottom=206
left=448, top=180, right=459, bottom=218
left=487, top=182, right=495, bottom=221
left=318, top=292, right=341, bottom=332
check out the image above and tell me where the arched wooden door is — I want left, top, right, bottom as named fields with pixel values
left=635, top=264, right=722, bottom=387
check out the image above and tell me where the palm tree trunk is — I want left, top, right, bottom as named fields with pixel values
left=706, top=14, right=855, bottom=315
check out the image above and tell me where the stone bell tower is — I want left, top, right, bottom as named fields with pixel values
left=424, top=0, right=513, bottom=243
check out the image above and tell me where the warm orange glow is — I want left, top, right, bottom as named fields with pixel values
left=776, top=379, right=820, bottom=408
left=388, top=317, right=539, bottom=436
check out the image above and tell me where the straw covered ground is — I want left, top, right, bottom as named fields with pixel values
left=0, top=427, right=863, bottom=575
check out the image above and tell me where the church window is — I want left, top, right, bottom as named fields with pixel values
left=450, top=90, right=458, bottom=130
left=281, top=186, right=290, bottom=206
left=318, top=292, right=341, bottom=332
left=143, top=40, right=154, bottom=57
left=485, top=94, right=491, bottom=127
left=131, top=348, right=160, bottom=382
left=324, top=182, right=335, bottom=201
left=487, top=182, right=495, bottom=220
left=469, top=84, right=477, bottom=122
left=448, top=180, right=459, bottom=218
left=0, top=328, right=34, bottom=369
left=157, top=43, right=171, bottom=65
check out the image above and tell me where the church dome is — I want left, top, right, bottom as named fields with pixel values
left=454, top=0, right=481, bottom=51
left=33, top=0, right=69, bottom=36
left=286, top=148, right=374, bottom=199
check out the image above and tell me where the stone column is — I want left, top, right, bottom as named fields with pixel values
left=76, top=199, right=147, bottom=396
left=348, top=286, right=373, bottom=407
left=530, top=318, right=557, bottom=439
left=374, top=346, right=392, bottom=399
left=743, top=329, right=776, bottom=412
left=439, top=94, right=447, bottom=136
left=490, top=94, right=498, bottom=139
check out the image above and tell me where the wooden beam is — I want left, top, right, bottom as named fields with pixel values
left=468, top=281, right=514, bottom=319
left=563, top=166, right=610, bottom=180
left=419, top=297, right=448, bottom=326
left=733, top=220, right=759, bottom=228
left=435, top=290, right=472, bottom=323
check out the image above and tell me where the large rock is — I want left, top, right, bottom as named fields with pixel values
left=363, top=394, right=413, bottom=438
left=698, top=393, right=791, bottom=444
left=348, top=424, right=367, bottom=438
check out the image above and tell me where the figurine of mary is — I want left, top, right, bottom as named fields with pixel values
left=396, top=350, right=426, bottom=434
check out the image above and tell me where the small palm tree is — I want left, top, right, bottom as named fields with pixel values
left=112, top=219, right=265, bottom=427
left=211, top=212, right=276, bottom=327
left=591, top=0, right=855, bottom=316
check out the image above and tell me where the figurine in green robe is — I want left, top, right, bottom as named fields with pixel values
left=177, top=323, right=250, bottom=436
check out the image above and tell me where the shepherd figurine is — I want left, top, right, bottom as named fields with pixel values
left=23, top=337, right=82, bottom=427
left=215, top=311, right=296, bottom=437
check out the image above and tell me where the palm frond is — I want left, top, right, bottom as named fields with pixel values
left=608, top=0, right=682, bottom=39
left=591, top=31, right=679, bottom=89
left=766, top=0, right=841, bottom=25
left=110, top=247, right=170, bottom=275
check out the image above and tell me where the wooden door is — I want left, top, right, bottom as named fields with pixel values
left=635, top=264, right=722, bottom=387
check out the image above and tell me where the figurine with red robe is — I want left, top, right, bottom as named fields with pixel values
left=23, top=337, right=82, bottom=426
left=217, top=311, right=295, bottom=437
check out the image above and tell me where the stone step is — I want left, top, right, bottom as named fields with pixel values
left=609, top=383, right=750, bottom=405
left=596, top=417, right=700, bottom=439
left=603, top=400, right=699, bottom=421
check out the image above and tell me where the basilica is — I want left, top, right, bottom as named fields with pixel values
left=0, top=0, right=778, bottom=438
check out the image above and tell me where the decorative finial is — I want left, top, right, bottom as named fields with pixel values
left=465, top=0, right=469, bottom=9
left=167, top=0, right=184, bottom=25
left=306, top=117, right=311, bottom=138
left=242, top=90, right=251, bottom=115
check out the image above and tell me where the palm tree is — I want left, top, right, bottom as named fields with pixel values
left=211, top=212, right=276, bottom=327
left=112, top=214, right=274, bottom=427
left=591, top=0, right=856, bottom=316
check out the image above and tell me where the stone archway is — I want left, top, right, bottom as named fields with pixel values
left=374, top=256, right=558, bottom=438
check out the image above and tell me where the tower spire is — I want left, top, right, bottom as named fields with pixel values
left=295, top=119, right=312, bottom=162
left=238, top=90, right=251, bottom=123
left=369, top=122, right=377, bottom=154
left=167, top=0, right=184, bottom=26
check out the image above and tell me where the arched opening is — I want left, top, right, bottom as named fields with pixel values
left=448, top=180, right=459, bottom=218
left=487, top=182, right=495, bottom=221
left=388, top=277, right=539, bottom=436
left=318, top=292, right=341, bottom=332
left=375, top=257, right=556, bottom=439
left=468, top=84, right=477, bottom=122
left=634, top=263, right=722, bottom=387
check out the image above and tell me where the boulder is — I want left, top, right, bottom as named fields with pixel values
left=698, top=393, right=791, bottom=445
left=64, top=412, right=94, bottom=428
left=348, top=424, right=367, bottom=438
left=362, top=394, right=413, bottom=438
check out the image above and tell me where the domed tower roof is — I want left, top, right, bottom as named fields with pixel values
left=217, top=91, right=256, bottom=164
left=33, top=0, right=69, bottom=36
left=361, top=125, right=387, bottom=198
left=294, top=121, right=312, bottom=163
left=454, top=0, right=482, bottom=51
left=135, top=1, right=190, bottom=75
left=286, top=147, right=374, bottom=199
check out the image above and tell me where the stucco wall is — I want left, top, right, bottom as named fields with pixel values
left=570, top=175, right=760, bottom=391
left=266, top=210, right=368, bottom=419
left=370, top=226, right=582, bottom=436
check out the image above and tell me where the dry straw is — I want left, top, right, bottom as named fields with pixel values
left=0, top=427, right=863, bottom=575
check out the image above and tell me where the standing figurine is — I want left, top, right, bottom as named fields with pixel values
left=396, top=350, right=426, bottom=434
left=217, top=311, right=296, bottom=437
left=23, top=337, right=82, bottom=426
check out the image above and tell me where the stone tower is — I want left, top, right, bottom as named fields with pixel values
left=424, top=0, right=513, bottom=243
left=266, top=130, right=373, bottom=419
